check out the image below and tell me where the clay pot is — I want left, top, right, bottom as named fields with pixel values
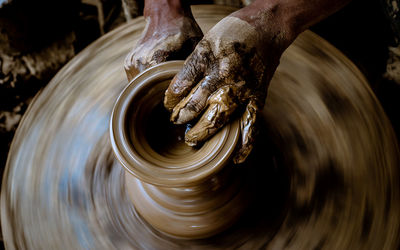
left=110, top=61, right=249, bottom=239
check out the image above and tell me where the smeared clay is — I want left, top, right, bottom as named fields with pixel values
left=124, top=16, right=202, bottom=80
left=165, top=16, right=280, bottom=162
left=204, top=17, right=261, bottom=56
left=185, top=85, right=239, bottom=146
left=234, top=98, right=258, bottom=164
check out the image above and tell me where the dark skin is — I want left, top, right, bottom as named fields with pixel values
left=125, top=0, right=352, bottom=163
left=124, top=0, right=203, bottom=81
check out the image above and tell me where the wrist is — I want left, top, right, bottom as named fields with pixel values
left=144, top=0, right=190, bottom=19
left=233, top=0, right=351, bottom=46
left=232, top=0, right=300, bottom=51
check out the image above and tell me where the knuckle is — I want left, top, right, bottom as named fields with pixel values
left=201, top=75, right=221, bottom=93
left=186, top=96, right=207, bottom=114
left=151, top=49, right=169, bottom=64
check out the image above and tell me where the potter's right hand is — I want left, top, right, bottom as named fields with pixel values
left=124, top=0, right=203, bottom=81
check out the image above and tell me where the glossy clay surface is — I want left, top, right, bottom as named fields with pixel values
left=111, top=62, right=240, bottom=187
left=2, top=5, right=400, bottom=249
left=111, top=61, right=244, bottom=239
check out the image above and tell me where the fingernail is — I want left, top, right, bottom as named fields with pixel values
left=185, top=129, right=204, bottom=147
left=171, top=107, right=196, bottom=124
left=163, top=92, right=174, bottom=112
left=185, top=122, right=214, bottom=147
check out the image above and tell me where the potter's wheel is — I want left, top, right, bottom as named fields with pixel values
left=2, top=5, right=399, bottom=249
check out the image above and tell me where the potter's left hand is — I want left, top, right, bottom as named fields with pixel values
left=124, top=0, right=203, bottom=81
left=164, top=6, right=294, bottom=164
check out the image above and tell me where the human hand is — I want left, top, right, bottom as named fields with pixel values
left=124, top=1, right=203, bottom=81
left=164, top=10, right=295, bottom=163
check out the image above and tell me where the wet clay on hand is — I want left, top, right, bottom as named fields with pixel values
left=164, top=0, right=353, bottom=164
left=164, top=16, right=285, bottom=163
left=124, top=1, right=203, bottom=81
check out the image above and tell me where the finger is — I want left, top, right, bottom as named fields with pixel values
left=124, top=49, right=141, bottom=82
left=124, top=47, right=169, bottom=82
left=170, top=74, right=221, bottom=124
left=185, top=85, right=238, bottom=146
left=233, top=98, right=259, bottom=164
left=164, top=43, right=209, bottom=111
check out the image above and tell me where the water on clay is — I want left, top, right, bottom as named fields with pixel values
left=1, top=5, right=399, bottom=250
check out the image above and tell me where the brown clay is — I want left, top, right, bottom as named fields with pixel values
left=111, top=61, right=245, bottom=238
left=1, top=5, right=399, bottom=249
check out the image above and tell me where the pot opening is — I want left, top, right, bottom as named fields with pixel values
left=127, top=80, right=199, bottom=160
left=145, top=101, right=195, bottom=157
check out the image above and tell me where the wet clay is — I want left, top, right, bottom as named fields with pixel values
left=111, top=62, right=246, bottom=238
left=164, top=17, right=274, bottom=163
left=124, top=15, right=203, bottom=81
left=2, top=5, right=400, bottom=249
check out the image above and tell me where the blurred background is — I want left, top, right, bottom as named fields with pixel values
left=0, top=0, right=398, bottom=248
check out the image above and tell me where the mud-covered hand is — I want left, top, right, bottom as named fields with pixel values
left=124, top=0, right=203, bottom=81
left=163, top=0, right=352, bottom=163
left=164, top=13, right=293, bottom=164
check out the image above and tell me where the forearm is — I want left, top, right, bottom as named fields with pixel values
left=143, top=0, right=191, bottom=19
left=233, top=0, right=352, bottom=49
left=139, top=0, right=198, bottom=43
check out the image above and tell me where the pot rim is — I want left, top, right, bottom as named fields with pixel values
left=110, top=61, right=240, bottom=187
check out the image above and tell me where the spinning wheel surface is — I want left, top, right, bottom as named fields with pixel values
left=2, top=5, right=399, bottom=249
